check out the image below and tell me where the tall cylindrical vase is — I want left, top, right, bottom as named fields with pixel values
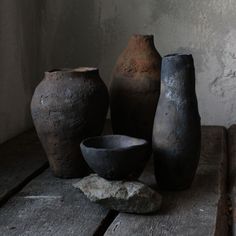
left=152, top=54, right=201, bottom=190
left=31, top=68, right=109, bottom=178
left=110, top=34, right=161, bottom=143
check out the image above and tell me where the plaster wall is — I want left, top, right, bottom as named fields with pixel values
left=1, top=0, right=236, bottom=143
left=40, top=0, right=102, bottom=71
left=0, top=0, right=101, bottom=143
left=97, top=0, right=236, bottom=126
left=0, top=0, right=42, bottom=143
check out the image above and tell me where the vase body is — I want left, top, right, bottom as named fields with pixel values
left=31, top=68, right=109, bottom=178
left=152, top=54, right=201, bottom=190
left=110, top=35, right=161, bottom=142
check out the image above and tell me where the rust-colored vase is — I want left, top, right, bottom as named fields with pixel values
left=31, top=68, right=109, bottom=178
left=110, top=35, right=161, bottom=142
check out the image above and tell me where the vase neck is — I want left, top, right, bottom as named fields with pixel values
left=161, top=54, right=196, bottom=94
left=127, top=34, right=155, bottom=51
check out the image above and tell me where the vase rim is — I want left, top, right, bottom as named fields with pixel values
left=164, top=53, right=192, bottom=58
left=73, top=67, right=98, bottom=72
left=45, top=67, right=99, bottom=76
left=131, top=34, right=154, bottom=39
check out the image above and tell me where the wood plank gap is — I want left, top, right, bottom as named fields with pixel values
left=93, top=210, right=119, bottom=236
left=91, top=120, right=120, bottom=236
left=215, top=127, right=228, bottom=236
left=228, top=125, right=236, bottom=235
left=0, top=129, right=48, bottom=207
left=104, top=126, right=228, bottom=236
left=0, top=163, right=49, bottom=207
left=225, top=126, right=233, bottom=236
left=0, top=170, right=110, bottom=235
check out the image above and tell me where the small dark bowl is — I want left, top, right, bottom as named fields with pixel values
left=80, top=135, right=150, bottom=180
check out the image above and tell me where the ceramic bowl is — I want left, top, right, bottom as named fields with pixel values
left=80, top=135, right=149, bottom=180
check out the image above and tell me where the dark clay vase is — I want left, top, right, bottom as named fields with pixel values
left=110, top=34, right=161, bottom=142
left=31, top=67, right=109, bottom=178
left=152, top=54, right=201, bottom=190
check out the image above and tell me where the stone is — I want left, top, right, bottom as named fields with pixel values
left=73, top=174, right=162, bottom=214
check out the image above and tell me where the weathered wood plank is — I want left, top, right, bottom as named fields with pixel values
left=0, top=170, right=109, bottom=236
left=105, top=126, right=228, bottom=236
left=0, top=120, right=111, bottom=206
left=228, top=125, right=236, bottom=235
left=0, top=121, right=114, bottom=236
left=0, top=130, right=48, bottom=205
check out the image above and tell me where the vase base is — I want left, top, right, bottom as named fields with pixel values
left=157, top=183, right=192, bottom=191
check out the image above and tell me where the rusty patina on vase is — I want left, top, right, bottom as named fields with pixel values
left=31, top=68, right=109, bottom=178
left=110, top=35, right=161, bottom=142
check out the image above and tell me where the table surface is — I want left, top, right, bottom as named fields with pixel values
left=0, top=121, right=231, bottom=236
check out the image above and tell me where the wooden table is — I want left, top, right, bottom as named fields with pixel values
left=0, top=123, right=230, bottom=236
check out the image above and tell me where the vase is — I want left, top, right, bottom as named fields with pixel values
left=31, top=67, right=109, bottom=178
left=110, top=34, right=161, bottom=142
left=152, top=54, right=201, bottom=190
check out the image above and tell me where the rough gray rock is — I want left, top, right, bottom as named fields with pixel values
left=73, top=174, right=162, bottom=214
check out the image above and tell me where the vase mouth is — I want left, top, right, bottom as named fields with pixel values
left=164, top=53, right=192, bottom=58
left=47, top=68, right=68, bottom=73
left=128, top=34, right=155, bottom=50
left=45, top=67, right=99, bottom=77
left=131, top=34, right=154, bottom=40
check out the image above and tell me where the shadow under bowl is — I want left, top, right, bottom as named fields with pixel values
left=80, top=135, right=150, bottom=180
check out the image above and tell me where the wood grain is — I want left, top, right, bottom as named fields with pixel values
left=0, top=130, right=48, bottom=205
left=0, top=120, right=112, bottom=206
left=0, top=123, right=228, bottom=235
left=0, top=170, right=110, bottom=236
left=0, top=122, right=114, bottom=236
left=105, top=126, right=228, bottom=236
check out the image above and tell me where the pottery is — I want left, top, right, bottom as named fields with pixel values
left=152, top=54, right=201, bottom=190
left=110, top=34, right=161, bottom=142
left=31, top=67, right=109, bottom=178
left=80, top=135, right=149, bottom=180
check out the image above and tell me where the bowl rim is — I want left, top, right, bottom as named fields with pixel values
left=80, top=134, right=148, bottom=152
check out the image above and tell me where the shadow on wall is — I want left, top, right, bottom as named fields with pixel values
left=40, top=0, right=102, bottom=72
left=0, top=0, right=42, bottom=143
left=0, top=0, right=102, bottom=143
left=2, top=0, right=236, bottom=144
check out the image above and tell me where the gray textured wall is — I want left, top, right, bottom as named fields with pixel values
left=97, top=0, right=236, bottom=126
left=0, top=0, right=101, bottom=143
left=40, top=0, right=102, bottom=71
left=1, top=0, right=236, bottom=143
left=0, top=0, right=42, bottom=143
